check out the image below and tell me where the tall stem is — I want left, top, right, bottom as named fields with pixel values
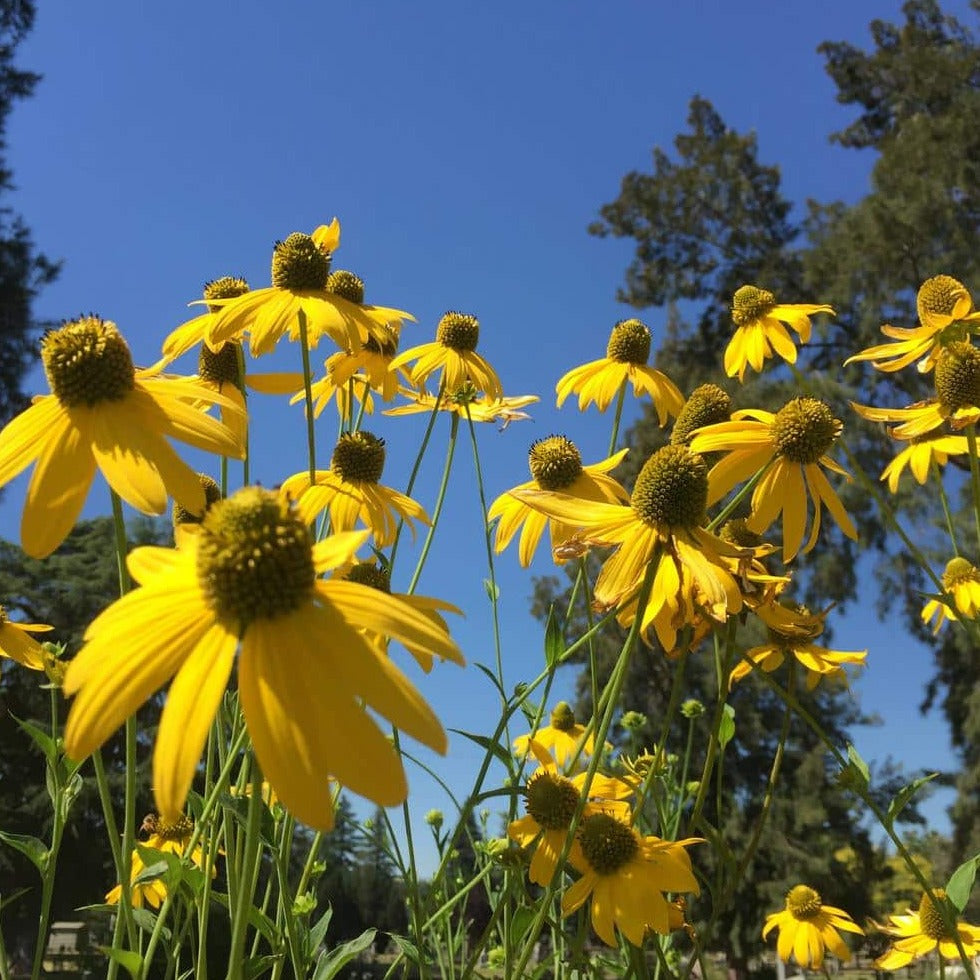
left=297, top=308, right=317, bottom=485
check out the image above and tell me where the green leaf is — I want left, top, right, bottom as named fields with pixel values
left=837, top=744, right=871, bottom=792
left=388, top=934, right=420, bottom=964
left=450, top=729, right=513, bottom=770
left=132, top=907, right=171, bottom=941
left=0, top=831, right=49, bottom=875
left=12, top=714, right=57, bottom=764
left=717, top=704, right=735, bottom=749
left=308, top=906, right=333, bottom=955
left=884, top=772, right=939, bottom=828
left=483, top=578, right=500, bottom=602
left=100, top=946, right=143, bottom=979
left=243, top=954, right=281, bottom=980
left=544, top=605, right=563, bottom=668
left=0, top=888, right=30, bottom=914
left=473, top=662, right=506, bottom=698
left=313, top=929, right=376, bottom=980
left=510, top=906, right=538, bottom=943
left=946, top=854, right=980, bottom=912
left=209, top=891, right=278, bottom=945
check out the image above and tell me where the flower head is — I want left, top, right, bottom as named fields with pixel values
left=384, top=385, right=538, bottom=428
left=762, top=884, right=863, bottom=968
left=106, top=814, right=209, bottom=909
left=562, top=812, right=700, bottom=946
left=63, top=486, right=462, bottom=830
left=280, top=431, right=429, bottom=546
left=202, top=221, right=412, bottom=357
left=389, top=311, right=503, bottom=400
left=0, top=604, right=52, bottom=670
left=846, top=275, right=980, bottom=374
left=875, top=889, right=980, bottom=970
left=0, top=316, right=244, bottom=558
left=730, top=600, right=866, bottom=690
left=689, top=397, right=856, bottom=562
left=922, top=556, right=980, bottom=634
left=513, top=702, right=599, bottom=770
left=724, top=286, right=834, bottom=382
left=160, top=276, right=251, bottom=365
left=556, top=319, right=683, bottom=423
left=489, top=437, right=629, bottom=567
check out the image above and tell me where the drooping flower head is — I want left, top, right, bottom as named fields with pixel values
left=921, top=556, right=980, bottom=634
left=106, top=814, right=210, bottom=909
left=63, top=486, right=461, bottom=830
left=762, top=884, right=864, bottom=968
left=389, top=311, right=503, bottom=400
left=556, top=319, right=683, bottom=423
left=724, top=285, right=834, bottom=382
left=203, top=221, right=412, bottom=357
left=730, top=600, right=866, bottom=690
left=875, top=889, right=980, bottom=970
left=280, top=431, right=429, bottom=546
left=489, top=435, right=629, bottom=567
left=689, top=397, right=856, bottom=562
left=385, top=384, right=538, bottom=428
left=0, top=604, right=52, bottom=670
left=846, top=275, right=980, bottom=374
left=0, top=316, right=244, bottom=558
left=562, top=812, right=700, bottom=946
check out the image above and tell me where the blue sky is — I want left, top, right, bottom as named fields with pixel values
left=3, top=0, right=972, bottom=871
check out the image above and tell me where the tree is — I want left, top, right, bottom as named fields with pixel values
left=0, top=0, right=58, bottom=431
left=316, top=795, right=365, bottom=944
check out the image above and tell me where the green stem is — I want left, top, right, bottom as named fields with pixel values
left=966, top=425, right=980, bottom=556
left=608, top=380, right=628, bottom=456
left=706, top=461, right=772, bottom=531
left=227, top=760, right=264, bottom=980
left=297, top=308, right=317, bottom=485
left=933, top=458, right=960, bottom=556
left=511, top=560, right=658, bottom=976
left=406, top=413, right=458, bottom=595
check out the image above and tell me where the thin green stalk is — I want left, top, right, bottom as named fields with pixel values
left=511, top=560, right=658, bottom=977
left=0, top=921, right=10, bottom=980
left=464, top=406, right=507, bottom=722
left=608, top=380, right=628, bottom=456
left=579, top=557, right=600, bottom=720
left=933, top=458, right=960, bottom=556
left=297, top=308, right=317, bottom=485
left=389, top=380, right=445, bottom=571
left=706, top=461, right=773, bottom=531
left=406, top=413, right=458, bottom=594
left=227, top=761, right=264, bottom=980
left=966, top=425, right=980, bottom=555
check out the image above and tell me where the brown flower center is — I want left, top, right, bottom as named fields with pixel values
left=331, top=431, right=386, bottom=484
left=41, top=317, right=136, bottom=408
left=528, top=436, right=584, bottom=491
left=271, top=233, right=331, bottom=291
left=771, top=398, right=842, bottom=464
left=605, top=319, right=651, bottom=365
left=577, top=813, right=638, bottom=875
left=631, top=445, right=708, bottom=530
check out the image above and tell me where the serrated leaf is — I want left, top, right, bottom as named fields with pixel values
left=473, top=662, right=506, bottom=698
left=12, top=715, right=57, bottom=764
left=243, top=954, right=280, bottom=980
left=313, top=929, right=376, bottom=980
left=450, top=729, right=512, bottom=769
left=885, top=773, right=938, bottom=828
left=946, top=854, right=980, bottom=911
left=308, top=906, right=333, bottom=955
left=483, top=578, right=500, bottom=602
left=388, top=934, right=420, bottom=964
left=209, top=891, right=278, bottom=945
left=0, top=831, right=48, bottom=875
left=131, top=907, right=171, bottom=941
left=100, top=946, right=143, bottom=979
left=717, top=704, right=735, bottom=749
left=544, top=606, right=563, bottom=668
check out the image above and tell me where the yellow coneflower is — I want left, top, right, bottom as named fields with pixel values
left=384, top=385, right=538, bottom=428
left=689, top=397, right=856, bottom=562
left=280, top=431, right=429, bottom=546
left=389, top=311, right=503, bottom=400
left=489, top=436, right=629, bottom=567
left=204, top=222, right=411, bottom=357
left=0, top=317, right=243, bottom=558
left=159, top=276, right=251, bottom=364
left=762, top=884, right=864, bottom=968
left=0, top=604, right=52, bottom=670
left=921, top=556, right=980, bottom=634
left=106, top=814, right=210, bottom=910
left=563, top=812, right=700, bottom=946
left=875, top=890, right=980, bottom=970
left=730, top=600, right=866, bottom=690
left=724, top=285, right=834, bottom=382
left=513, top=702, right=599, bottom=770
left=555, top=319, right=683, bottom=423
left=63, top=487, right=462, bottom=830
left=846, top=275, right=980, bottom=374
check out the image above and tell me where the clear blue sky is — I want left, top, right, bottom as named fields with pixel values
left=3, top=0, right=971, bottom=871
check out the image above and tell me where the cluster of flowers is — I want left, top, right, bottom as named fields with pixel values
left=1, top=207, right=979, bottom=966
